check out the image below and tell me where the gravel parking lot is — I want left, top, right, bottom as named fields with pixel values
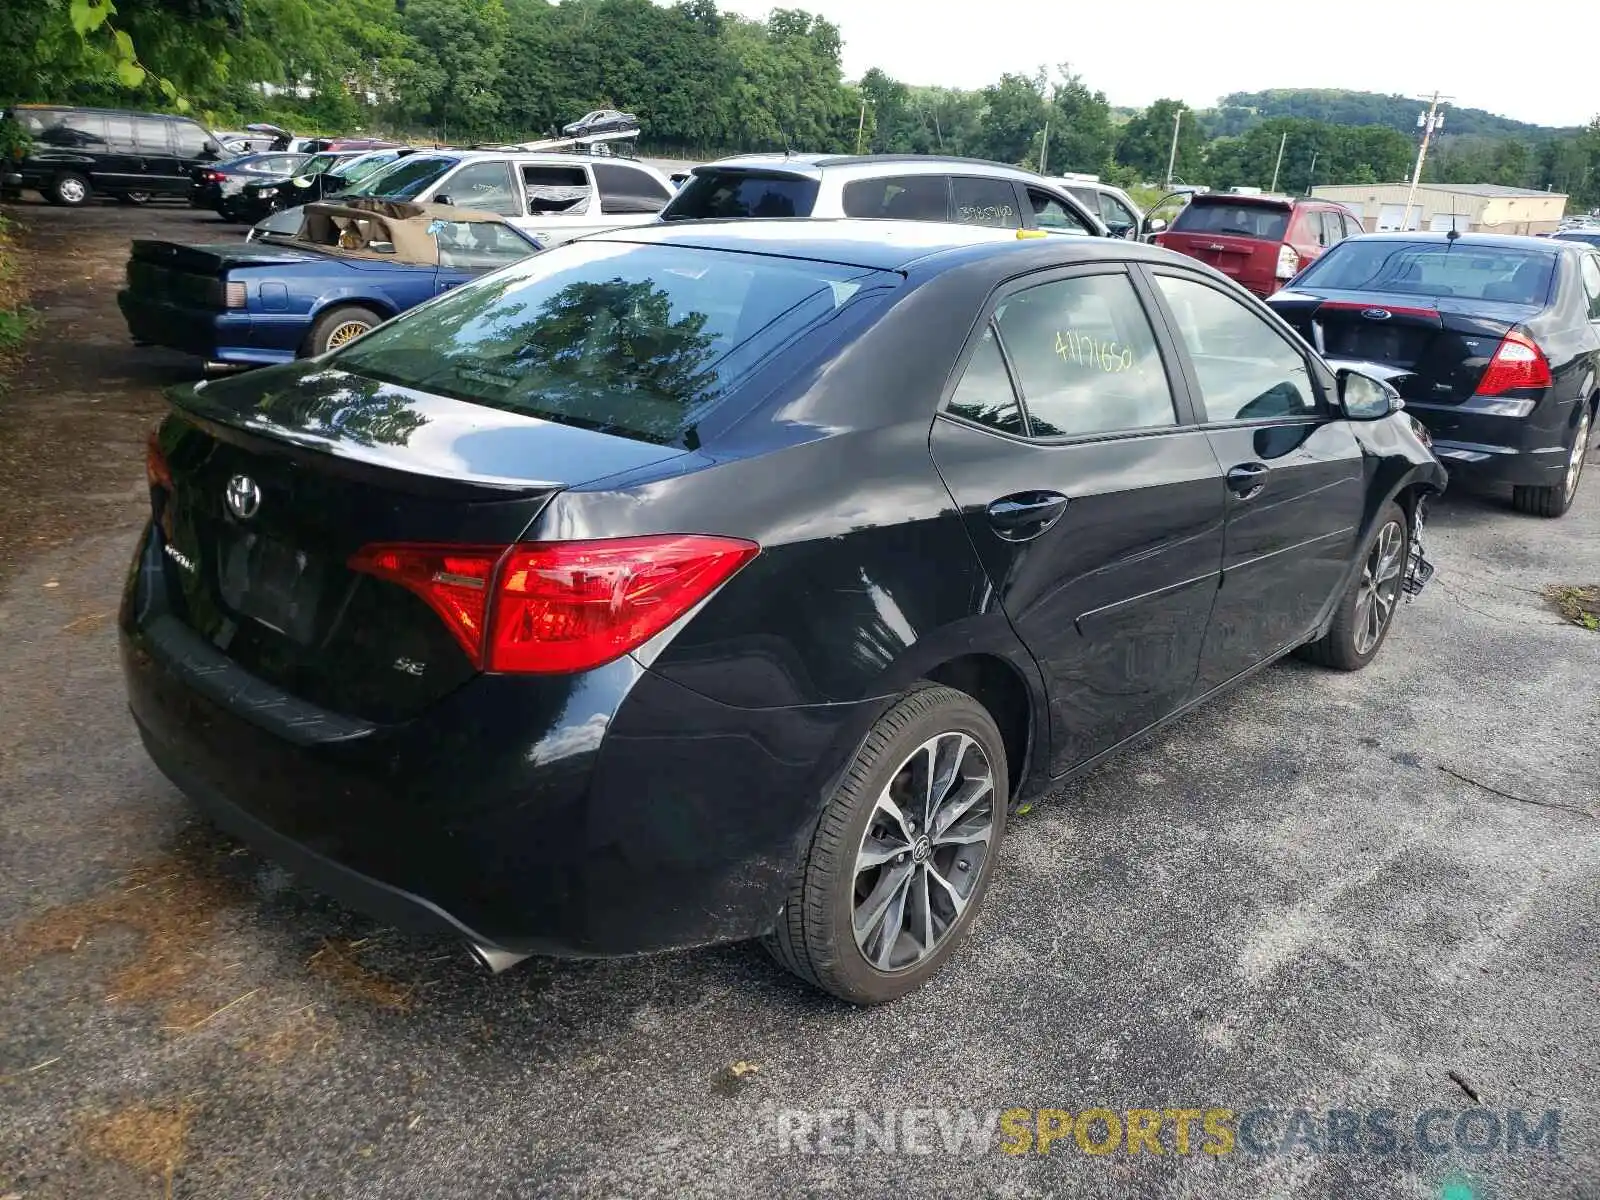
left=1, top=197, right=1596, bottom=1199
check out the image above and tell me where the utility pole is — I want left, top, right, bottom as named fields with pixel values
left=856, top=96, right=867, bottom=154
left=1165, top=109, right=1181, bottom=190
left=1039, top=120, right=1051, bottom=175
left=1268, top=130, right=1287, bottom=192
left=1402, top=91, right=1450, bottom=231
left=1305, top=150, right=1318, bottom=195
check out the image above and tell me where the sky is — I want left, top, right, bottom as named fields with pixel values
left=717, top=0, right=1597, bottom=129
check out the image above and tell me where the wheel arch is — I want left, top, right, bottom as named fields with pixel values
left=921, top=652, right=1038, bottom=802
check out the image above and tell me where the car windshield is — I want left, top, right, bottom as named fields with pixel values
left=663, top=172, right=820, bottom=221
left=1171, top=202, right=1291, bottom=240
left=343, top=155, right=457, bottom=199
left=1294, top=240, right=1557, bottom=304
left=330, top=241, right=897, bottom=445
left=335, top=153, right=398, bottom=183
left=300, top=153, right=341, bottom=176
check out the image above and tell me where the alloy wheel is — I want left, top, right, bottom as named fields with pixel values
left=1566, top=405, right=1592, bottom=503
left=1353, top=519, right=1406, bottom=656
left=852, top=731, right=996, bottom=972
left=325, top=320, right=371, bottom=350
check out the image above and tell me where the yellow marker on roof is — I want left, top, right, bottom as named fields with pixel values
left=1016, top=229, right=1048, bottom=239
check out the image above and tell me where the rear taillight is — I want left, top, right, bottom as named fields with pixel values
left=146, top=430, right=173, bottom=491
left=1476, top=329, right=1552, bottom=396
left=349, top=535, right=759, bottom=674
left=203, top=170, right=225, bottom=182
left=1275, top=244, right=1301, bottom=280
left=347, top=544, right=500, bottom=664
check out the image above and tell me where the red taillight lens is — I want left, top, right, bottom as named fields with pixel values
left=146, top=430, right=173, bottom=491
left=204, top=170, right=225, bottom=182
left=347, top=535, right=759, bottom=674
left=490, top=535, right=759, bottom=674
left=347, top=544, right=503, bottom=666
left=1476, top=329, right=1552, bottom=396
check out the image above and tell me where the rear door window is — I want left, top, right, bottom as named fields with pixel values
left=952, top=177, right=1021, bottom=228
left=440, top=161, right=519, bottom=216
left=329, top=242, right=896, bottom=445
left=665, top=172, right=820, bottom=220
left=1579, top=255, right=1600, bottom=320
left=104, top=115, right=137, bottom=152
left=522, top=164, right=591, bottom=214
left=1316, top=211, right=1343, bottom=247
left=1170, top=202, right=1291, bottom=241
left=842, top=175, right=949, bottom=221
left=592, top=162, right=672, bottom=213
left=994, top=272, right=1178, bottom=437
left=134, top=117, right=172, bottom=154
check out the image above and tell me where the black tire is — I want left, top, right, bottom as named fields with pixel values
left=763, top=684, right=1009, bottom=1005
left=1511, top=401, right=1591, bottom=519
left=1298, top=501, right=1410, bottom=671
left=303, top=305, right=383, bottom=357
left=48, top=172, right=91, bottom=207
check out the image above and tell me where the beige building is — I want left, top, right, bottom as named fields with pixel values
left=1309, top=183, right=1567, bottom=235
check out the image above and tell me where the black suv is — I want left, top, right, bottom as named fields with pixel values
left=2, top=105, right=225, bottom=206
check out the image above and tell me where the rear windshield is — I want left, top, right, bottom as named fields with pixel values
left=1294, top=240, right=1557, bottom=304
left=330, top=241, right=896, bottom=445
left=1171, top=201, right=1290, bottom=241
left=662, top=172, right=820, bottom=221
left=344, top=154, right=457, bottom=199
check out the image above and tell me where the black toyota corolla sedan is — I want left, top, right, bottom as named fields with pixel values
left=123, top=220, right=1444, bottom=1004
left=1269, top=232, right=1600, bottom=518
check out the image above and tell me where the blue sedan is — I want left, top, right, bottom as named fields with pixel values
left=118, top=200, right=544, bottom=365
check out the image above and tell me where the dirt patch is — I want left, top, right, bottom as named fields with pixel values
left=80, top=1100, right=194, bottom=1191
left=306, top=939, right=414, bottom=1010
left=0, top=856, right=237, bottom=1012
left=244, top=1004, right=336, bottom=1065
left=1544, top=584, right=1600, bottom=630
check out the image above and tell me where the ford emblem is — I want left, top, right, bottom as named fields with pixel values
left=1360, top=308, right=1392, bottom=320
left=225, top=474, right=262, bottom=520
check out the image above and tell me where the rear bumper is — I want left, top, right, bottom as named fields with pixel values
left=121, top=525, right=871, bottom=957
left=1408, top=397, right=1578, bottom=487
left=117, top=290, right=298, bottom=365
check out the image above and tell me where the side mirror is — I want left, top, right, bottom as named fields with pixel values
left=434, top=193, right=452, bottom=207
left=1337, top=368, right=1403, bottom=420
left=1145, top=216, right=1167, bottom=234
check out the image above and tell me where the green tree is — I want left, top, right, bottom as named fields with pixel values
left=1114, top=98, right=1201, bottom=183
left=397, top=0, right=507, bottom=141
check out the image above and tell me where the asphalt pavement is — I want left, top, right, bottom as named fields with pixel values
left=0, top=198, right=1596, bottom=1199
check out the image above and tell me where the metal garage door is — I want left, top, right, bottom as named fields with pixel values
left=1377, top=204, right=1422, bottom=231
left=1428, top=212, right=1470, bottom=232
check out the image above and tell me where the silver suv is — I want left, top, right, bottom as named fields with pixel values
left=660, top=154, right=1108, bottom=236
left=248, top=150, right=675, bottom=245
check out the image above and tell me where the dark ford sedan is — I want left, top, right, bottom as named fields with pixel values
left=1270, top=232, right=1600, bottom=517
left=123, top=221, right=1444, bottom=1004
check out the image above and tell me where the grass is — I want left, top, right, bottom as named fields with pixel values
left=0, top=211, right=35, bottom=393
left=1545, top=584, right=1600, bottom=631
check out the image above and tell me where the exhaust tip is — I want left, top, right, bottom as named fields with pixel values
left=467, top=943, right=531, bottom=974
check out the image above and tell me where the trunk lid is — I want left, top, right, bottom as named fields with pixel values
left=1269, top=287, right=1543, bottom=403
left=127, top=240, right=315, bottom=308
left=151, top=363, right=687, bottom=720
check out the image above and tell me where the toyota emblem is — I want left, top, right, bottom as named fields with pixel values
left=1360, top=308, right=1393, bottom=320
left=225, top=474, right=261, bottom=520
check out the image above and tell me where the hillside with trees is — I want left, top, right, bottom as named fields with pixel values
left=4, top=0, right=1598, bottom=207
